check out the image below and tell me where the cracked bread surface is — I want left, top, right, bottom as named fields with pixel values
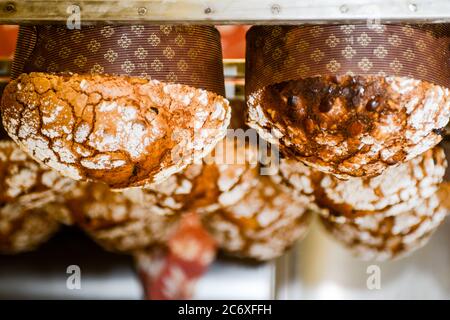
left=0, top=140, right=75, bottom=209
left=197, top=138, right=314, bottom=260
left=0, top=203, right=60, bottom=254
left=247, top=75, right=450, bottom=179
left=60, top=181, right=179, bottom=253
left=316, top=147, right=447, bottom=221
left=202, top=173, right=313, bottom=261
left=1, top=72, right=231, bottom=189
left=320, top=194, right=447, bottom=261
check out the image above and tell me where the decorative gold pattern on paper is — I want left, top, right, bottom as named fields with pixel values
left=246, top=24, right=450, bottom=95
left=13, top=25, right=226, bottom=96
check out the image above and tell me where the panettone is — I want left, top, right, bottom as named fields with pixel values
left=246, top=25, right=450, bottom=179
left=0, top=204, right=60, bottom=254
left=197, top=136, right=315, bottom=260
left=0, top=140, right=75, bottom=209
left=0, top=140, right=73, bottom=253
left=60, top=181, right=179, bottom=253
left=316, top=147, right=447, bottom=221
left=1, top=25, right=230, bottom=188
left=1, top=72, right=230, bottom=189
left=320, top=194, right=447, bottom=261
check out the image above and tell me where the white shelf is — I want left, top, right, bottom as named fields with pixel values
left=0, top=0, right=450, bottom=24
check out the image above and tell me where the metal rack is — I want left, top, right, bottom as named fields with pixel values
left=0, top=0, right=450, bottom=24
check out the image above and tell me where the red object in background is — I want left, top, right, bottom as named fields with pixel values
left=136, top=212, right=217, bottom=300
left=0, top=25, right=18, bottom=59
left=217, top=25, right=249, bottom=59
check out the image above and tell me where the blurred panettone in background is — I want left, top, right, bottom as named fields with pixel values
left=316, top=147, right=447, bottom=222
left=0, top=140, right=74, bottom=254
left=57, top=181, right=179, bottom=253
left=0, top=140, right=75, bottom=211
left=320, top=194, right=447, bottom=261
left=317, top=147, right=448, bottom=261
left=198, top=135, right=315, bottom=260
left=0, top=205, right=60, bottom=254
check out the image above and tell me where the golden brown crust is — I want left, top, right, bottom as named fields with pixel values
left=202, top=173, right=313, bottom=261
left=0, top=204, right=60, bottom=254
left=60, top=181, right=179, bottom=253
left=0, top=140, right=75, bottom=209
left=197, top=138, right=314, bottom=260
left=316, top=147, right=447, bottom=221
left=320, top=195, right=447, bottom=261
left=64, top=136, right=314, bottom=259
left=247, top=75, right=450, bottom=179
left=1, top=72, right=231, bottom=189
left=0, top=140, right=74, bottom=254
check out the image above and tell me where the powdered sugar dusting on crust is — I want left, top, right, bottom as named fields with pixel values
left=1, top=73, right=231, bottom=188
left=201, top=141, right=314, bottom=260
left=62, top=182, right=178, bottom=253
left=247, top=75, right=450, bottom=179
left=317, top=147, right=446, bottom=220
left=321, top=194, right=446, bottom=261
left=0, top=204, right=60, bottom=254
left=0, top=141, right=75, bottom=220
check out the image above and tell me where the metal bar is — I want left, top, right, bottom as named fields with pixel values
left=1, top=0, right=450, bottom=25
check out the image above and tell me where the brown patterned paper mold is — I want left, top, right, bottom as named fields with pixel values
left=320, top=194, right=447, bottom=261
left=315, top=147, right=447, bottom=222
left=1, top=25, right=230, bottom=189
left=0, top=140, right=74, bottom=254
left=246, top=24, right=450, bottom=179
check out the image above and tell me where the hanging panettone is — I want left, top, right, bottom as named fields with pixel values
left=61, top=133, right=315, bottom=261
left=58, top=181, right=179, bottom=253
left=316, top=147, right=447, bottom=222
left=0, top=140, right=74, bottom=253
left=1, top=25, right=230, bottom=189
left=320, top=194, right=447, bottom=261
left=191, top=135, right=316, bottom=260
left=0, top=204, right=60, bottom=254
left=246, top=24, right=450, bottom=179
left=0, top=140, right=75, bottom=211
left=202, top=171, right=314, bottom=260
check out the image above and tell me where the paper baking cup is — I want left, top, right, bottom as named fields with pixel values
left=246, top=24, right=450, bottom=96
left=12, top=25, right=225, bottom=96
